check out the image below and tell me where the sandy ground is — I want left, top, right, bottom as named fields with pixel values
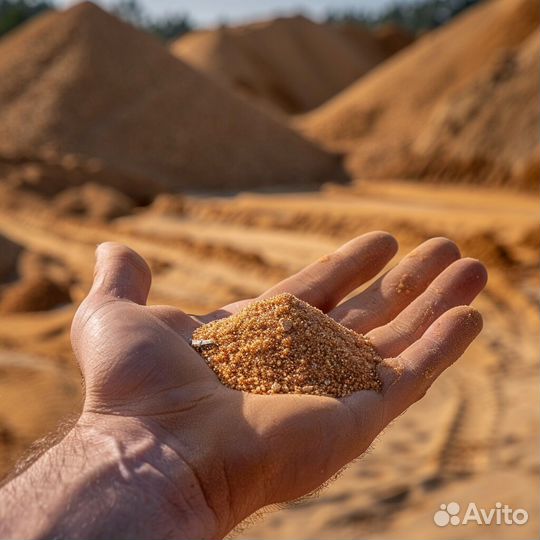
left=0, top=180, right=537, bottom=539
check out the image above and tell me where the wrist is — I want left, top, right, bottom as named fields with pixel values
left=73, top=412, right=222, bottom=539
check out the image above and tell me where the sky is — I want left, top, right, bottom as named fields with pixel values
left=59, top=0, right=416, bottom=26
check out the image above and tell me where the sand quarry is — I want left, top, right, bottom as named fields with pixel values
left=0, top=0, right=538, bottom=538
left=171, top=16, right=408, bottom=115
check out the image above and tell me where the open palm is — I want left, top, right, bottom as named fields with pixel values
left=71, top=233, right=486, bottom=536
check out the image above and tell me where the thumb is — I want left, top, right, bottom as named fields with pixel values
left=72, top=242, right=151, bottom=336
left=89, top=242, right=152, bottom=305
left=71, top=242, right=152, bottom=362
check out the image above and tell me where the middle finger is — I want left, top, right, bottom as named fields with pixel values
left=330, top=237, right=460, bottom=333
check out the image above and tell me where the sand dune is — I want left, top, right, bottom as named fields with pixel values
left=300, top=0, right=539, bottom=188
left=0, top=3, right=341, bottom=193
left=172, top=16, right=388, bottom=114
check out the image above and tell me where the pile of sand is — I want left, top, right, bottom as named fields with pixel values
left=53, top=183, right=136, bottom=221
left=0, top=152, right=156, bottom=202
left=0, top=237, right=73, bottom=315
left=172, top=16, right=387, bottom=114
left=0, top=235, right=23, bottom=283
left=300, top=0, right=539, bottom=188
left=0, top=3, right=341, bottom=192
left=148, top=193, right=186, bottom=216
left=514, top=158, right=540, bottom=192
left=0, top=276, right=71, bottom=313
left=193, top=293, right=382, bottom=396
left=412, top=29, right=540, bottom=189
left=17, top=251, right=73, bottom=287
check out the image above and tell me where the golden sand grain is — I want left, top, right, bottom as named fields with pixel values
left=192, top=293, right=382, bottom=397
left=396, top=273, right=412, bottom=294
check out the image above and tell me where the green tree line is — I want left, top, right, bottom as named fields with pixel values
left=0, top=0, right=193, bottom=39
left=0, top=0, right=52, bottom=36
left=1, top=0, right=484, bottom=40
left=326, top=0, right=483, bottom=33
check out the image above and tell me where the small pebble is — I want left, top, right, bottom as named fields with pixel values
left=281, top=319, right=293, bottom=332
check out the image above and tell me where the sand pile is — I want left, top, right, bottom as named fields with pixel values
left=412, top=29, right=540, bottom=190
left=514, top=157, right=540, bottom=192
left=458, top=231, right=515, bottom=268
left=0, top=235, right=23, bottom=283
left=0, top=152, right=159, bottom=202
left=148, top=194, right=186, bottom=216
left=0, top=276, right=71, bottom=313
left=193, top=293, right=382, bottom=397
left=300, top=0, right=539, bottom=188
left=0, top=237, right=74, bottom=310
left=53, top=183, right=136, bottom=221
left=172, top=16, right=387, bottom=114
left=17, top=251, right=73, bottom=288
left=0, top=3, right=341, bottom=192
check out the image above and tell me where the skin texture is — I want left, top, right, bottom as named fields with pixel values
left=0, top=233, right=487, bottom=539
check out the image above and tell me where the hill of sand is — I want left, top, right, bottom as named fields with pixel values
left=0, top=235, right=22, bottom=283
left=0, top=152, right=159, bottom=202
left=0, top=180, right=537, bottom=538
left=0, top=3, right=341, bottom=193
left=300, top=0, right=539, bottom=188
left=171, top=16, right=387, bottom=114
left=411, top=29, right=540, bottom=190
left=52, top=182, right=136, bottom=221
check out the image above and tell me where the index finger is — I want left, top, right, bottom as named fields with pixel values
left=200, top=232, right=397, bottom=323
left=260, top=232, right=398, bottom=312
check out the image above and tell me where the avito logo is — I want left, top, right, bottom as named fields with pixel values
left=434, top=502, right=528, bottom=527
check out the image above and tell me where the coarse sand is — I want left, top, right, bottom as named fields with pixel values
left=412, top=29, right=540, bottom=190
left=0, top=2, right=341, bottom=192
left=192, top=293, right=382, bottom=397
left=299, top=0, right=539, bottom=189
left=172, top=16, right=387, bottom=114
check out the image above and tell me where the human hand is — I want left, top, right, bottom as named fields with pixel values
left=71, top=233, right=486, bottom=538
